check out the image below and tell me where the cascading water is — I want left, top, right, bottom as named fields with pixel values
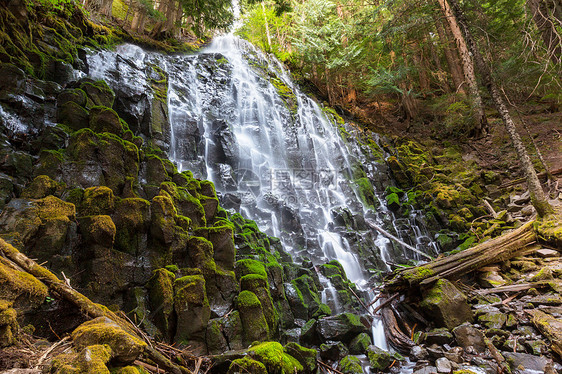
left=86, top=4, right=439, bottom=357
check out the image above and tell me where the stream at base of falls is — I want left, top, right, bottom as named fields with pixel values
left=87, top=26, right=439, bottom=372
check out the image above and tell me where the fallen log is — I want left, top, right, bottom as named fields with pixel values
left=527, top=310, right=562, bottom=358
left=0, top=239, right=191, bottom=374
left=384, top=221, right=536, bottom=291
left=499, top=167, right=562, bottom=189
left=381, top=306, right=415, bottom=353
left=366, top=218, right=433, bottom=260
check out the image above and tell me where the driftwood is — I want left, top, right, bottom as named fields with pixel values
left=0, top=239, right=191, bottom=374
left=384, top=221, right=537, bottom=291
left=527, top=310, right=562, bottom=358
left=499, top=167, right=562, bottom=189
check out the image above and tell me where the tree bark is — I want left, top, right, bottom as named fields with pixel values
left=436, top=0, right=487, bottom=137
left=527, top=0, right=562, bottom=64
left=449, top=0, right=555, bottom=217
left=435, top=18, right=466, bottom=94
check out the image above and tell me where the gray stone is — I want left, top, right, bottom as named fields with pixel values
left=503, top=352, right=549, bottom=373
left=316, top=313, right=367, bottom=342
left=413, top=366, right=438, bottom=374
left=443, top=346, right=463, bottom=363
left=535, top=248, right=559, bottom=258
left=424, top=328, right=454, bottom=345
left=436, top=357, right=452, bottom=373
left=410, top=345, right=429, bottom=360
left=453, top=323, right=486, bottom=353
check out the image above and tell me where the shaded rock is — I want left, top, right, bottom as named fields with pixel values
left=206, top=319, right=228, bottom=355
left=421, top=279, right=473, bottom=330
left=21, top=175, right=65, bottom=199
left=453, top=323, right=486, bottom=353
left=317, top=313, right=367, bottom=343
left=443, top=346, right=463, bottom=363
left=284, top=342, right=317, bottom=373
left=410, top=346, right=429, bottom=361
left=320, top=341, right=348, bottom=361
left=412, top=366, right=437, bottom=374
left=173, top=274, right=210, bottom=343
left=78, top=215, right=116, bottom=248
left=300, top=319, right=319, bottom=346
left=237, top=290, right=269, bottom=345
left=503, top=352, right=549, bottom=373
left=476, top=306, right=506, bottom=329
left=71, top=317, right=146, bottom=364
left=89, top=106, right=123, bottom=135
left=57, top=101, right=89, bottom=131
left=424, top=328, right=454, bottom=345
left=348, top=332, right=372, bottom=354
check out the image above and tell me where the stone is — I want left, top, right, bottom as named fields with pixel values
left=89, top=106, right=123, bottom=135
left=436, top=357, right=452, bottom=373
left=227, top=356, right=267, bottom=374
left=57, top=101, right=89, bottom=131
left=421, top=279, right=473, bottom=330
left=535, top=248, right=559, bottom=258
left=80, top=80, right=115, bottom=108
left=247, top=342, right=303, bottom=374
left=503, top=352, right=549, bottom=373
left=206, top=319, right=228, bottom=355
left=237, top=290, right=269, bottom=345
left=413, top=365, right=438, bottom=374
left=71, top=317, right=146, bottom=364
left=320, top=341, right=348, bottom=361
left=476, top=306, right=507, bottom=329
left=452, top=323, right=486, bottom=353
left=410, top=345, right=429, bottom=361
left=443, top=346, right=463, bottom=363
left=339, top=355, right=363, bottom=374
left=284, top=342, right=317, bottom=373
left=317, top=313, right=367, bottom=343
left=366, top=345, right=393, bottom=371
left=78, top=215, right=116, bottom=248
left=300, top=319, right=319, bottom=346
left=521, top=205, right=535, bottom=216
left=424, top=328, right=454, bottom=345
left=348, top=332, right=372, bottom=354
left=173, top=275, right=210, bottom=343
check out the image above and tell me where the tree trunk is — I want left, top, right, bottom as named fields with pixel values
left=527, top=0, right=562, bottom=64
left=435, top=18, right=466, bottom=94
left=261, top=2, right=272, bottom=51
left=436, top=0, right=487, bottom=137
left=449, top=0, right=555, bottom=217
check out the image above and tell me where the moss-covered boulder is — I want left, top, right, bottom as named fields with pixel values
left=173, top=274, right=210, bottom=343
left=339, top=355, right=363, bottom=374
left=283, top=342, right=317, bottom=373
left=57, top=88, right=88, bottom=108
left=317, top=313, right=367, bottom=343
left=195, top=225, right=236, bottom=271
left=0, top=301, right=18, bottom=347
left=80, top=80, right=115, bottom=108
left=113, top=198, right=150, bottom=255
left=247, top=342, right=303, bottom=374
left=159, top=182, right=206, bottom=228
left=65, top=129, right=139, bottom=194
left=57, top=101, right=90, bottom=131
left=71, top=317, right=146, bottom=364
left=348, top=332, right=372, bottom=354
left=227, top=356, right=268, bottom=374
left=206, top=318, right=228, bottom=354
left=145, top=155, right=170, bottom=186
left=80, top=186, right=115, bottom=216
left=420, top=279, right=473, bottom=330
left=367, top=345, right=393, bottom=371
left=51, top=344, right=113, bottom=374
left=240, top=273, right=279, bottom=333
left=21, top=175, right=66, bottom=199
left=237, top=290, right=269, bottom=345
left=89, top=106, right=124, bottom=136
left=78, top=215, right=116, bottom=248
left=147, top=268, right=175, bottom=340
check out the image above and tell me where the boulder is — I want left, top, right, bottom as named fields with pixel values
left=284, top=342, right=317, bottom=373
left=71, top=317, right=146, bottom=364
left=366, top=345, right=393, bottom=371
left=339, top=355, right=363, bottom=374
left=503, top=352, right=549, bottom=373
left=237, top=290, right=269, bottom=345
left=173, top=275, right=210, bottom=343
left=452, top=323, right=486, bottom=353
left=320, top=341, right=349, bottom=361
left=78, top=215, right=116, bottom=248
left=89, top=106, right=124, bottom=135
left=227, top=357, right=267, bottom=374
left=247, top=342, right=303, bottom=374
left=420, top=279, right=473, bottom=330
left=317, top=313, right=367, bottom=343
left=424, top=328, right=454, bottom=345
left=348, top=332, right=372, bottom=354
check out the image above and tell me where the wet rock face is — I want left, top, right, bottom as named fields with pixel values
left=421, top=279, right=473, bottom=330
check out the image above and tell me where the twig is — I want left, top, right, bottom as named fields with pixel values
left=371, top=293, right=399, bottom=316
left=366, top=219, right=432, bottom=260
left=317, top=360, right=344, bottom=374
left=34, top=336, right=70, bottom=369
left=347, top=286, right=373, bottom=316
left=134, top=360, right=167, bottom=374
left=193, top=357, right=203, bottom=374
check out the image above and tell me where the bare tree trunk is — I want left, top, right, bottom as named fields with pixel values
left=527, top=0, right=562, bottom=64
left=261, top=2, right=272, bottom=51
left=436, top=0, right=488, bottom=137
left=449, top=0, right=554, bottom=217
left=435, top=18, right=466, bottom=94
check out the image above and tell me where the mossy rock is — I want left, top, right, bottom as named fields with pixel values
left=366, top=345, right=393, bottom=371
left=80, top=186, right=115, bottom=216
left=145, top=155, right=170, bottom=186
left=227, top=356, right=267, bottom=374
left=72, top=317, right=146, bottom=364
left=51, top=344, right=113, bottom=374
left=235, top=259, right=268, bottom=280
left=206, top=318, right=228, bottom=355
left=159, top=183, right=206, bottom=228
left=348, top=332, right=372, bottom=354
left=57, top=88, right=87, bottom=108
left=113, top=198, right=150, bottom=255
left=80, top=80, right=115, bottom=108
left=240, top=273, right=279, bottom=333
left=78, top=215, right=116, bottom=248
left=150, top=194, right=177, bottom=245
left=57, top=101, right=90, bottom=131
left=339, top=355, right=363, bottom=374
left=173, top=274, right=210, bottom=342
left=237, top=290, right=269, bottom=345
left=420, top=279, right=473, bottom=330
left=316, top=313, right=367, bottom=343
left=283, top=342, right=317, bottom=373
left=0, top=302, right=17, bottom=347
left=21, top=175, right=66, bottom=199
left=147, top=268, right=175, bottom=340
left=247, top=341, right=303, bottom=374
left=290, top=275, right=321, bottom=319
left=535, top=213, right=562, bottom=249
left=89, top=106, right=124, bottom=136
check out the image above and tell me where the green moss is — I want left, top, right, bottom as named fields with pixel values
left=0, top=258, right=48, bottom=304
left=35, top=195, right=76, bottom=220
left=339, top=355, right=362, bottom=374
left=21, top=175, right=66, bottom=199
left=354, top=177, right=377, bottom=209
left=236, top=259, right=268, bottom=279
left=80, top=186, right=115, bottom=216
left=248, top=342, right=303, bottom=374
left=228, top=356, right=267, bottom=374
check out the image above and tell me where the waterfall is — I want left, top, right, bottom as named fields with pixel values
left=87, top=27, right=438, bottom=352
